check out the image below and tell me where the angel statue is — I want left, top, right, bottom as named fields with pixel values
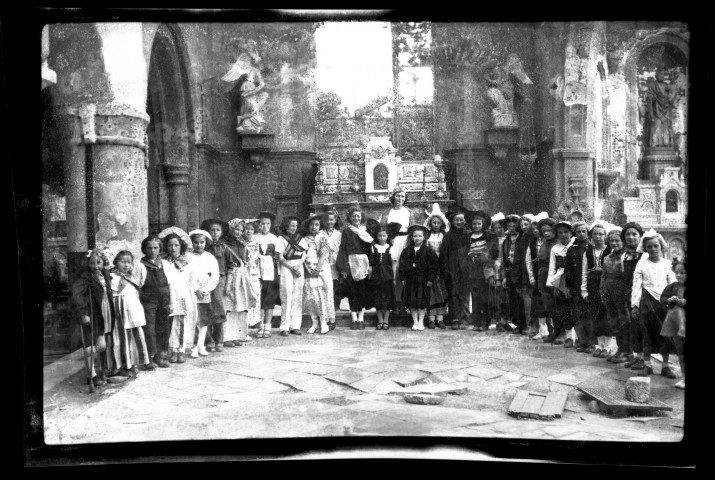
left=221, top=52, right=269, bottom=134
left=485, top=53, right=533, bottom=128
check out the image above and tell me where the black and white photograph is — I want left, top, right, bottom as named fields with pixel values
left=13, top=8, right=703, bottom=467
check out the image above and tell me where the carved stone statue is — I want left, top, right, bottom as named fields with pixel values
left=485, top=54, right=533, bottom=128
left=222, top=52, right=269, bottom=134
left=643, top=67, right=680, bottom=148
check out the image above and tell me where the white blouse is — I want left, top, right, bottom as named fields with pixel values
left=387, top=208, right=411, bottom=232
left=631, top=256, right=677, bottom=308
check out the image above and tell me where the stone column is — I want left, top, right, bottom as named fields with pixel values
left=90, top=104, right=150, bottom=249
left=163, top=164, right=190, bottom=230
left=55, top=107, right=90, bottom=283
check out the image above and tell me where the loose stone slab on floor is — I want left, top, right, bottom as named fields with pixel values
left=388, top=369, right=431, bottom=387
left=462, top=364, right=506, bottom=380
left=391, top=383, right=468, bottom=396
left=324, top=367, right=376, bottom=387
left=547, top=372, right=582, bottom=386
left=290, top=363, right=341, bottom=376
left=415, top=363, right=470, bottom=374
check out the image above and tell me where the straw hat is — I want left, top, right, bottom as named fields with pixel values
left=158, top=226, right=192, bottom=251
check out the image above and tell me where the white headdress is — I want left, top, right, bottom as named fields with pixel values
left=636, top=228, right=667, bottom=253
left=491, top=212, right=505, bottom=224
left=533, top=211, right=549, bottom=223
left=158, top=226, right=192, bottom=251
left=423, top=203, right=450, bottom=232
left=189, top=229, right=214, bottom=245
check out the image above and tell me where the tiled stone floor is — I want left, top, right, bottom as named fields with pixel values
left=43, top=325, right=685, bottom=444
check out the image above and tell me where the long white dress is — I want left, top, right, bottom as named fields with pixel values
left=244, top=239, right=262, bottom=327
left=275, top=235, right=309, bottom=331
left=305, top=232, right=336, bottom=321
left=167, top=256, right=198, bottom=350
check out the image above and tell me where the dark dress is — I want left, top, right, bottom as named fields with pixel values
left=458, top=232, right=499, bottom=327
left=584, top=244, right=611, bottom=338
left=369, top=244, right=395, bottom=310
left=72, top=267, right=116, bottom=341
left=623, top=251, right=643, bottom=353
left=440, top=226, right=471, bottom=321
left=399, top=244, right=439, bottom=309
left=336, top=227, right=372, bottom=312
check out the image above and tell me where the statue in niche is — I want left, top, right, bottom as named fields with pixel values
left=643, top=67, right=681, bottom=148
left=222, top=52, right=269, bottom=134
left=373, top=163, right=389, bottom=190
left=485, top=54, right=533, bottom=128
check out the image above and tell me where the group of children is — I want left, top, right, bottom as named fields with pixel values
left=72, top=186, right=686, bottom=390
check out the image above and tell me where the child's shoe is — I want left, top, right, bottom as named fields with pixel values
left=451, top=321, right=460, bottom=330
left=660, top=366, right=676, bottom=379
left=436, top=320, right=446, bottom=329
left=198, top=346, right=210, bottom=356
left=320, top=320, right=329, bottom=335
left=427, top=320, right=436, bottom=329
left=214, top=343, right=224, bottom=352
left=169, top=352, right=179, bottom=363
left=190, top=347, right=199, bottom=358
left=307, top=325, right=317, bottom=334
left=176, top=352, right=186, bottom=363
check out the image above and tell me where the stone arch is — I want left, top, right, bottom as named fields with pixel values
left=146, top=23, right=197, bottom=232
left=621, top=30, right=689, bottom=185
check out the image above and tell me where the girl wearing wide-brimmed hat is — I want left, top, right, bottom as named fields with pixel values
left=337, top=203, right=374, bottom=329
left=399, top=224, right=438, bottom=331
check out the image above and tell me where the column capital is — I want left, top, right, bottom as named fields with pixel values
left=53, top=102, right=150, bottom=150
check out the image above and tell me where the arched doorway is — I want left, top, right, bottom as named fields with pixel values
left=146, top=24, right=196, bottom=233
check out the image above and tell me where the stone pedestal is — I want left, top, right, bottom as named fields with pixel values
left=484, top=127, right=519, bottom=161
left=162, top=164, right=190, bottom=230
left=641, top=146, right=682, bottom=181
left=553, top=148, right=595, bottom=221
left=239, top=133, right=275, bottom=170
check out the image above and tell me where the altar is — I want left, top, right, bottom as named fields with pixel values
left=310, top=137, right=453, bottom=224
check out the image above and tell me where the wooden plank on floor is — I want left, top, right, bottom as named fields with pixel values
left=521, top=393, right=546, bottom=416
left=540, top=391, right=569, bottom=417
left=507, top=390, right=531, bottom=415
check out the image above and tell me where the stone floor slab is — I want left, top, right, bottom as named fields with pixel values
left=547, top=373, right=582, bottom=386
left=462, top=365, right=506, bottom=380
left=388, top=369, right=431, bottom=387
